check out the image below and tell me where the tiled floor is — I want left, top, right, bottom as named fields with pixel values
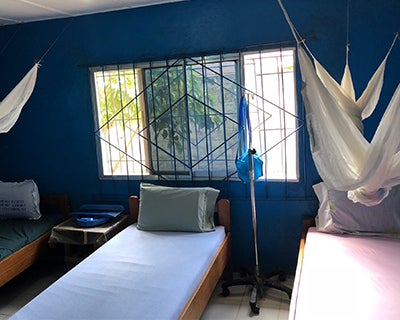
left=0, top=262, right=293, bottom=320
left=202, top=275, right=293, bottom=320
left=0, top=261, right=67, bottom=320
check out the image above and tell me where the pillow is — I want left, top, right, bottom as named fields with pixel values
left=314, top=182, right=400, bottom=236
left=0, top=180, right=41, bottom=220
left=137, top=183, right=220, bottom=232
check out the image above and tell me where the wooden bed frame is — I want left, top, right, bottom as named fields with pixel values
left=129, top=196, right=232, bottom=320
left=289, top=216, right=316, bottom=320
left=295, top=217, right=316, bottom=269
left=0, top=194, right=69, bottom=287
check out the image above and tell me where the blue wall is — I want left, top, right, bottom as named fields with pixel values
left=1, top=0, right=399, bottom=274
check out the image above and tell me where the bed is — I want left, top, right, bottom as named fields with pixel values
left=10, top=184, right=232, bottom=320
left=289, top=183, right=400, bottom=320
left=0, top=193, right=69, bottom=287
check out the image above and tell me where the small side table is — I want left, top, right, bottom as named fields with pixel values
left=49, top=214, right=130, bottom=267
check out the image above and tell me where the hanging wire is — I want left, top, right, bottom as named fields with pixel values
left=276, top=0, right=303, bottom=44
left=278, top=0, right=398, bottom=86
left=37, top=18, right=73, bottom=64
left=346, top=0, right=351, bottom=65
left=1, top=19, right=72, bottom=66
left=277, top=0, right=318, bottom=61
left=0, top=26, right=20, bottom=57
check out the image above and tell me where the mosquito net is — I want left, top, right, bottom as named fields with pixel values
left=299, top=45, right=400, bottom=206
left=0, top=64, right=38, bottom=133
left=278, top=0, right=400, bottom=206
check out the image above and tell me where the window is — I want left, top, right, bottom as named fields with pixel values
left=90, top=48, right=299, bottom=181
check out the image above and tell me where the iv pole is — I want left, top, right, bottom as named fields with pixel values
left=247, top=93, right=263, bottom=313
left=221, top=94, right=292, bottom=315
left=248, top=145, right=263, bottom=313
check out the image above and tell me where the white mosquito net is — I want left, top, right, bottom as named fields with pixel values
left=0, top=64, right=38, bottom=133
left=278, top=0, right=400, bottom=206
left=299, top=44, right=400, bottom=206
left=0, top=19, right=72, bottom=134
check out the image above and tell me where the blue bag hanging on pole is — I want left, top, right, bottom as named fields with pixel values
left=235, top=96, right=263, bottom=183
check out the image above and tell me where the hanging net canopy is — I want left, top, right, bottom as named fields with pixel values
left=0, top=20, right=72, bottom=134
left=278, top=0, right=400, bottom=206
left=0, top=64, right=39, bottom=133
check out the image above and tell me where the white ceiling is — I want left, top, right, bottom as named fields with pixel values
left=0, top=0, right=185, bottom=26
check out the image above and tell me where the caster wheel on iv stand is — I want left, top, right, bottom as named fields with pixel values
left=222, top=287, right=230, bottom=297
left=249, top=286, right=260, bottom=315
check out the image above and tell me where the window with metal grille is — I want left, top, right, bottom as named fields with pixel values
left=90, top=47, right=299, bottom=181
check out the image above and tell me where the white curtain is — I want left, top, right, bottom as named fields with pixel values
left=0, top=63, right=38, bottom=133
left=298, top=46, right=400, bottom=206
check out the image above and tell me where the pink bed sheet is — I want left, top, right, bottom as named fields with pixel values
left=290, top=228, right=400, bottom=320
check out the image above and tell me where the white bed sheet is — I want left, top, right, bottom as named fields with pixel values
left=289, top=228, right=400, bottom=320
left=11, top=224, right=226, bottom=320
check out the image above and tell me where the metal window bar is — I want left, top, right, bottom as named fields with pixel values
left=134, top=66, right=147, bottom=178
left=182, top=59, right=194, bottom=178
left=101, top=68, right=114, bottom=176
left=188, top=63, right=201, bottom=177
left=219, top=54, right=230, bottom=179
left=201, top=57, right=212, bottom=180
left=165, top=60, right=179, bottom=180
left=147, top=61, right=161, bottom=177
left=278, top=47, right=289, bottom=185
left=117, top=65, right=129, bottom=177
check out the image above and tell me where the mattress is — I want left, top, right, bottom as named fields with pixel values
left=0, top=214, right=63, bottom=261
left=10, top=224, right=226, bottom=320
left=290, top=228, right=400, bottom=320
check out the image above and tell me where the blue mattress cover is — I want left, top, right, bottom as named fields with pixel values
left=0, top=214, right=63, bottom=261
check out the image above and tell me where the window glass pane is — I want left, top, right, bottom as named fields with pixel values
left=141, top=59, right=238, bottom=179
left=243, top=48, right=298, bottom=181
left=144, top=64, right=190, bottom=175
left=92, top=67, right=148, bottom=176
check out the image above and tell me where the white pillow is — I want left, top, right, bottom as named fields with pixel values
left=314, top=182, right=400, bottom=236
left=0, top=180, right=41, bottom=220
left=137, top=183, right=220, bottom=232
